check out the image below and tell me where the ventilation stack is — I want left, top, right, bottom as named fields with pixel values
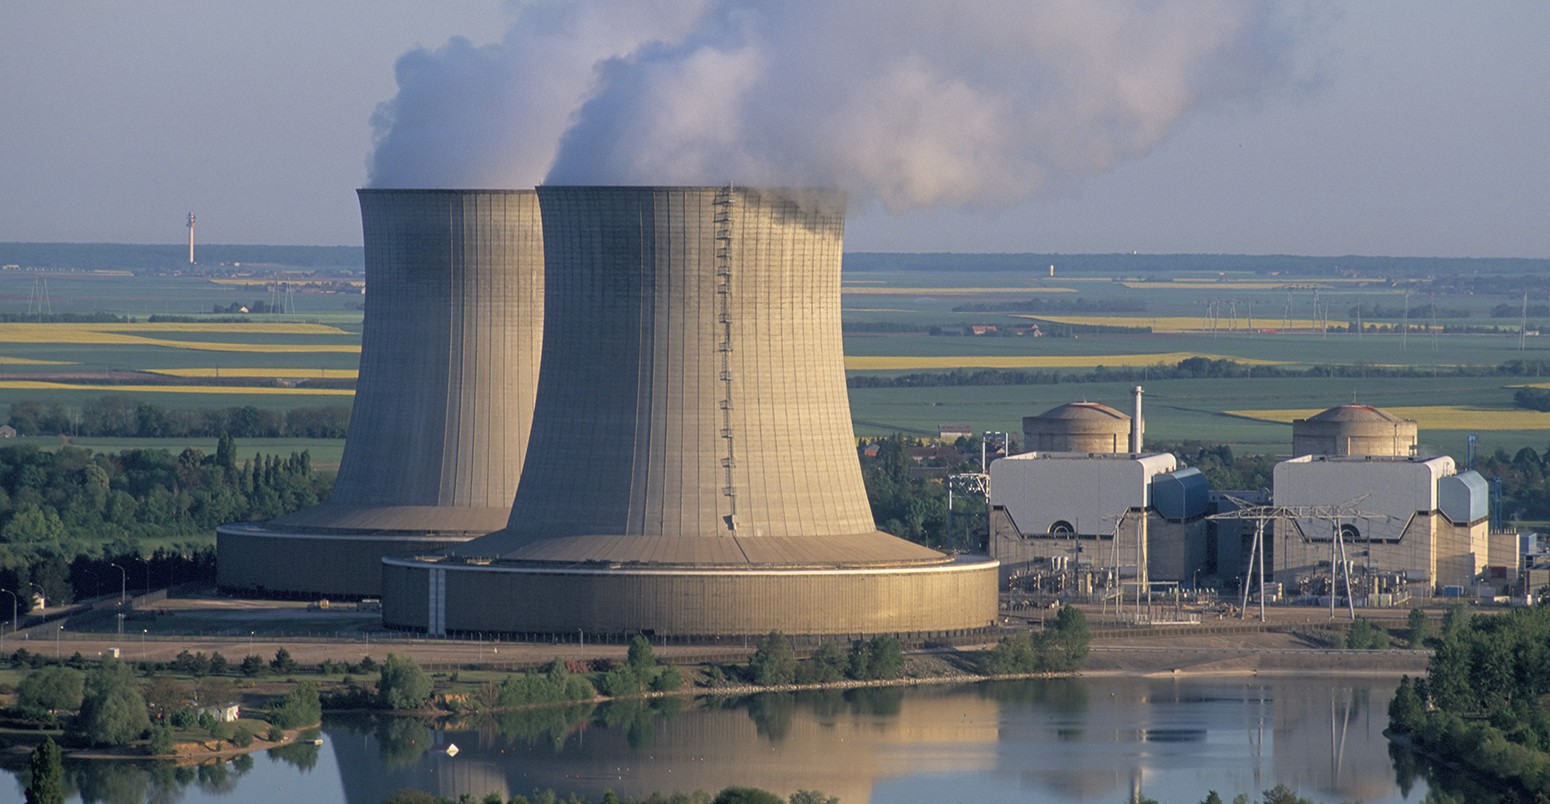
left=218, top=189, right=544, bottom=597
left=383, top=185, right=997, bottom=637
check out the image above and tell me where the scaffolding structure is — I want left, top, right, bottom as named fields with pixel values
left=1208, top=496, right=1387, bottom=622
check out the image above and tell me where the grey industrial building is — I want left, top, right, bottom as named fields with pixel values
left=1270, top=405, right=1491, bottom=599
left=381, top=185, right=998, bottom=638
left=991, top=393, right=1209, bottom=592
left=991, top=396, right=1511, bottom=605
left=218, top=189, right=544, bottom=597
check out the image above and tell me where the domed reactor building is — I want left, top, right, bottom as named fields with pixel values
left=218, top=189, right=544, bottom=598
left=1273, top=404, right=1490, bottom=596
left=382, top=185, right=998, bottom=638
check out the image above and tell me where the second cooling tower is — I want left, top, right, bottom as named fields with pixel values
left=383, top=186, right=997, bottom=637
left=218, top=189, right=544, bottom=597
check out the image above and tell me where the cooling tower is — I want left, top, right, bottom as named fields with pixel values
left=218, top=189, right=543, bottom=597
left=382, top=185, right=997, bottom=637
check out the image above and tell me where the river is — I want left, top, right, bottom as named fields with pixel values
left=8, top=675, right=1462, bottom=804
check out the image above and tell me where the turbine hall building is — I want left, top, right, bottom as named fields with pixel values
left=381, top=185, right=998, bottom=638
left=218, top=189, right=544, bottom=598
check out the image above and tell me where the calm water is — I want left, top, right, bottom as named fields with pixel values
left=8, top=676, right=1460, bottom=804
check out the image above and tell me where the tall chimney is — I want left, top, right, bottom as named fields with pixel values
left=1131, top=385, right=1144, bottom=453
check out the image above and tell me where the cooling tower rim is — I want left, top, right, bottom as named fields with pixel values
left=217, top=522, right=488, bottom=542
left=384, top=552, right=998, bottom=577
left=357, top=187, right=536, bottom=195
left=447, top=530, right=952, bottom=567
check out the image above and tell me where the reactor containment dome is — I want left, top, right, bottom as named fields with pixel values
left=218, top=189, right=544, bottom=598
left=382, top=185, right=998, bottom=638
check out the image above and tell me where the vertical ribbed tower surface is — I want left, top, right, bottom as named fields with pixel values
left=457, top=185, right=937, bottom=564
left=218, top=189, right=544, bottom=597
left=384, top=186, right=997, bottom=638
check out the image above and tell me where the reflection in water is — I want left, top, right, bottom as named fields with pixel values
left=2, top=677, right=1466, bottom=804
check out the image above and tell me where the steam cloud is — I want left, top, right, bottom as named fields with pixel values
left=371, top=1, right=1306, bottom=211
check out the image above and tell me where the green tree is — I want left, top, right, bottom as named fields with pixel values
left=72, top=660, right=151, bottom=748
left=1200, top=792, right=1224, bottom=804
left=1388, top=675, right=1424, bottom=733
left=270, top=647, right=297, bottom=674
left=25, top=736, right=63, bottom=804
left=16, top=666, right=84, bottom=718
left=627, top=634, right=656, bottom=673
left=1044, top=605, right=1091, bottom=671
left=1261, top=784, right=1311, bottom=804
left=789, top=791, right=839, bottom=804
left=377, top=654, right=433, bottom=710
left=146, top=723, right=175, bottom=756
left=750, top=631, right=796, bottom=686
left=713, top=787, right=784, bottom=804
left=268, top=681, right=322, bottom=728
left=982, top=632, right=1040, bottom=675
left=1406, top=607, right=1432, bottom=648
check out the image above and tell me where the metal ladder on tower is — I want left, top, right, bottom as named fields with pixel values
left=713, top=185, right=739, bottom=532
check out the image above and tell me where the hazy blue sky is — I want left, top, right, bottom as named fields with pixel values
left=0, top=2, right=1544, bottom=258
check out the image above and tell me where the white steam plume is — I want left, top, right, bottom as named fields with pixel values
left=367, top=1, right=707, bottom=188
left=372, top=1, right=1310, bottom=208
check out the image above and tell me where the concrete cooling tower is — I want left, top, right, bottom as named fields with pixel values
left=218, top=189, right=543, bottom=597
left=382, top=185, right=998, bottom=637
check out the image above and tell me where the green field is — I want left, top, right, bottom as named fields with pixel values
left=3, top=253, right=1550, bottom=459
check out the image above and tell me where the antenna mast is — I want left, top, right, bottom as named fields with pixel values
left=187, top=212, right=196, bottom=265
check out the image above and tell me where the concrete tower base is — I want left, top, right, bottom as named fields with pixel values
left=381, top=553, right=1000, bottom=638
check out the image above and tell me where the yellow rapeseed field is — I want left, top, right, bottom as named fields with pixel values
left=1226, top=407, right=1550, bottom=431
left=1120, top=282, right=1336, bottom=290
left=0, top=323, right=357, bottom=353
left=846, top=352, right=1287, bottom=371
left=841, top=287, right=1077, bottom=295
left=1017, top=314, right=1330, bottom=333
left=209, top=278, right=364, bottom=287
left=147, top=368, right=359, bottom=379
left=0, top=381, right=352, bottom=396
left=0, top=356, right=71, bottom=365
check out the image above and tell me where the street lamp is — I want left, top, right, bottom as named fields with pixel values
left=109, top=563, right=126, bottom=604
left=0, top=589, right=15, bottom=653
left=133, top=556, right=151, bottom=593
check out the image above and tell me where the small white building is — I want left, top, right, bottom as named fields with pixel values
left=989, top=451, right=1208, bottom=587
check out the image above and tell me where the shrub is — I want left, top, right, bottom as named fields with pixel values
left=651, top=665, right=683, bottom=692
left=146, top=724, right=175, bottom=756
left=749, top=632, right=796, bottom=686
left=266, top=723, right=284, bottom=742
left=268, top=682, right=322, bottom=728
left=270, top=648, right=297, bottom=675
left=231, top=724, right=254, bottom=747
left=377, top=654, right=432, bottom=710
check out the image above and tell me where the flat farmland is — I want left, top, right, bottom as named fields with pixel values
left=1, top=255, right=1548, bottom=462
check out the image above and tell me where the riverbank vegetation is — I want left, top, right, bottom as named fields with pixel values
left=1386, top=602, right=1550, bottom=797
left=0, top=438, right=329, bottom=611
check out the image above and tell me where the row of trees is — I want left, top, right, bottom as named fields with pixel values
left=848, top=356, right=1550, bottom=390
left=742, top=632, right=905, bottom=687
left=1388, top=602, right=1550, bottom=796
left=0, top=439, right=328, bottom=610
left=7, top=397, right=350, bottom=439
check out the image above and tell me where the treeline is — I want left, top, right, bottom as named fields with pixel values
left=6, top=396, right=351, bottom=438
left=1346, top=302, right=1471, bottom=320
left=850, top=356, right=1550, bottom=390
left=0, top=312, right=130, bottom=324
left=859, top=435, right=984, bottom=550
left=952, top=297, right=1146, bottom=313
left=0, top=437, right=330, bottom=608
left=1472, top=447, right=1550, bottom=522
left=1388, top=603, right=1550, bottom=797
